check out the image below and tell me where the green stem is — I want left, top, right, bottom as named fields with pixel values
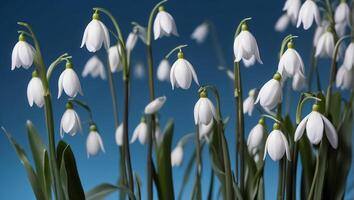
left=307, top=149, right=320, bottom=200
left=207, top=170, right=214, bottom=200
left=195, top=124, right=202, bottom=200
left=277, top=158, right=285, bottom=200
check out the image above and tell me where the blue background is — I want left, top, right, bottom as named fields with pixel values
left=0, top=0, right=353, bottom=199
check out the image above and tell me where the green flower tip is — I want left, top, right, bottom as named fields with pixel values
left=287, top=41, right=295, bottom=49
left=258, top=118, right=265, bottom=126
left=273, top=122, right=280, bottom=130
left=140, top=116, right=146, bottom=123
left=158, top=6, right=165, bottom=12
left=241, top=23, right=248, bottom=31
left=65, top=62, right=73, bottom=69
left=273, top=73, right=282, bottom=81
left=90, top=124, right=97, bottom=132
left=199, top=90, right=208, bottom=98
left=92, top=10, right=100, bottom=20
left=32, top=70, right=38, bottom=78
left=177, top=51, right=184, bottom=59
left=312, top=104, right=320, bottom=112
left=19, top=33, right=26, bottom=41
left=66, top=102, right=73, bottom=109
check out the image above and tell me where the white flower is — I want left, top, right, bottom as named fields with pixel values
left=171, top=145, right=183, bottom=167
left=82, top=56, right=106, bottom=80
left=278, top=42, right=305, bottom=79
left=296, top=0, right=320, bottom=30
left=275, top=14, right=290, bottom=32
left=86, top=126, right=105, bottom=158
left=294, top=104, right=338, bottom=149
left=191, top=22, right=209, bottom=43
left=247, top=119, right=265, bottom=155
left=315, top=31, right=335, bottom=58
left=199, top=120, right=214, bottom=139
left=194, top=91, right=216, bottom=125
left=60, top=103, right=82, bottom=138
left=243, top=88, right=257, bottom=116
left=27, top=73, right=44, bottom=108
left=155, top=125, right=163, bottom=144
left=313, top=23, right=326, bottom=47
left=108, top=45, right=122, bottom=73
left=242, top=56, right=256, bottom=67
left=226, top=69, right=234, bottom=80
left=153, top=7, right=178, bottom=40
left=283, top=0, right=301, bottom=23
left=343, top=43, right=354, bottom=70
left=115, top=123, right=124, bottom=146
left=157, top=59, right=171, bottom=81
left=335, top=2, right=350, bottom=25
left=292, top=72, right=307, bottom=91
left=233, top=24, right=262, bottom=64
left=134, top=63, right=145, bottom=79
left=263, top=125, right=291, bottom=161
left=170, top=51, right=199, bottom=90
left=255, top=73, right=283, bottom=111
left=81, top=12, right=110, bottom=52
left=11, top=34, right=35, bottom=70
left=58, top=63, right=83, bottom=98
left=335, top=23, right=347, bottom=37
left=144, top=96, right=167, bottom=114
left=126, top=32, right=138, bottom=52
left=336, top=65, right=353, bottom=90
left=130, top=120, right=148, bottom=145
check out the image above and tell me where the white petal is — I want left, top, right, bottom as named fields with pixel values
left=138, top=123, right=148, bottom=144
left=194, top=99, right=201, bottom=125
left=99, top=21, right=110, bottom=51
left=144, top=96, right=167, bottom=114
left=62, top=69, right=83, bottom=97
left=170, top=62, right=177, bottom=89
left=280, top=131, right=291, bottom=161
left=153, top=14, right=161, bottom=40
left=174, top=59, right=192, bottom=89
left=306, top=111, right=324, bottom=145
left=185, top=59, right=199, bottom=86
left=57, top=70, right=64, bottom=98
left=275, top=14, right=290, bottom=32
left=115, top=124, right=124, bottom=146
left=321, top=115, right=338, bottom=149
left=266, top=130, right=286, bottom=161
left=157, top=59, right=171, bottom=81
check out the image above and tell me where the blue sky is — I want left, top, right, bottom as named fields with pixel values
left=0, top=0, right=353, bottom=199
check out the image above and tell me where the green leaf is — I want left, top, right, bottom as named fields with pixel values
left=134, top=173, right=142, bottom=200
left=86, top=183, right=134, bottom=200
left=178, top=148, right=196, bottom=200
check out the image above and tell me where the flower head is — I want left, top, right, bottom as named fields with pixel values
left=199, top=120, right=214, bottom=139
left=130, top=119, right=148, bottom=145
left=194, top=90, right=216, bottom=125
left=315, top=30, right=335, bottom=58
left=11, top=34, right=35, bottom=70
left=296, top=0, right=320, bottom=30
left=243, top=88, right=257, bottom=116
left=170, top=51, right=199, bottom=90
left=275, top=14, right=290, bottom=32
left=278, top=41, right=305, bottom=79
left=191, top=22, right=209, bottom=43
left=60, top=102, right=82, bottom=138
left=157, top=59, right=171, bottom=81
left=82, top=55, right=106, bottom=80
left=144, top=96, right=167, bottom=115
left=86, top=125, right=105, bottom=158
left=313, top=22, right=327, bottom=47
left=264, top=123, right=291, bottom=161
left=115, top=123, right=124, bottom=146
left=126, top=31, right=138, bottom=52
left=153, top=6, right=178, bottom=40
left=171, top=145, right=184, bottom=167
left=292, top=72, right=307, bottom=91
left=343, top=42, right=354, bottom=70
left=335, top=2, right=350, bottom=26
left=58, top=62, right=83, bottom=98
left=294, top=104, right=338, bottom=148
left=255, top=73, right=283, bottom=111
left=336, top=64, right=353, bottom=90
left=283, top=0, right=301, bottom=23
left=27, top=71, right=44, bottom=108
left=247, top=118, right=265, bottom=155
left=108, top=45, right=122, bottom=73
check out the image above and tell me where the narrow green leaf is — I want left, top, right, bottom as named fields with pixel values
left=85, top=183, right=134, bottom=200
left=178, top=148, right=196, bottom=200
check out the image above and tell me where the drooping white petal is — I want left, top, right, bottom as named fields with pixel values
left=126, top=32, right=138, bottom=52
left=255, top=79, right=282, bottom=110
left=11, top=41, right=35, bottom=70
left=194, top=97, right=216, bottom=125
left=86, top=131, right=105, bottom=158
left=280, top=131, right=291, bottom=161
left=144, top=96, right=167, bottom=114
left=27, top=77, right=44, bottom=108
left=191, top=23, right=209, bottom=43
left=170, top=58, right=199, bottom=90
left=60, top=69, right=83, bottom=98
left=321, top=115, right=338, bottom=149
left=81, top=19, right=110, bottom=52
left=108, top=45, right=122, bottom=73
left=134, top=63, right=145, bottom=79
left=343, top=43, right=354, bottom=70
left=199, top=120, right=214, bottom=139
left=115, top=124, right=124, bottom=146
left=247, top=124, right=264, bottom=154
left=265, top=130, right=286, bottom=161
left=153, top=11, right=178, bottom=40
left=335, top=2, right=350, bottom=25
left=283, top=0, right=301, bottom=23
left=306, top=111, right=324, bottom=145
left=233, top=30, right=262, bottom=64
left=294, top=114, right=310, bottom=141
left=157, top=59, right=170, bottom=81
left=336, top=65, right=353, bottom=90
left=292, top=72, right=307, bottom=91
left=275, top=14, right=290, bottom=32
left=171, top=146, right=184, bottom=167
left=315, top=31, right=334, bottom=58
left=82, top=56, right=106, bottom=80
left=297, top=0, right=320, bottom=30
left=130, top=122, right=148, bottom=145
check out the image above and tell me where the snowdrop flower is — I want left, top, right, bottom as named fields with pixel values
left=157, top=59, right=171, bottom=81
left=170, top=51, right=199, bottom=90
left=130, top=119, right=148, bottom=145
left=292, top=72, right=307, bottom=91
left=335, top=2, right=350, bottom=26
left=283, top=0, right=301, bottom=23
left=243, top=88, right=257, bottom=116
left=313, top=23, right=326, bottom=47
left=275, top=14, right=290, bottom=32
left=115, top=123, right=123, bottom=146
left=144, top=96, right=167, bottom=114
left=108, top=45, right=122, bottom=73
left=278, top=41, right=305, bottom=79
left=247, top=118, right=265, bottom=155
left=294, top=104, right=338, bottom=149
left=264, top=123, right=291, bottom=161
left=199, top=120, right=214, bottom=139
left=315, top=30, right=335, bottom=58
left=335, top=23, right=346, bottom=37
left=58, top=62, right=83, bottom=98
left=60, top=102, right=82, bottom=138
left=82, top=56, right=106, bottom=80
left=11, top=34, right=35, bottom=70
left=242, top=56, right=256, bottom=67
left=126, top=31, right=138, bottom=52
left=336, top=65, right=353, bottom=90
left=255, top=73, right=283, bottom=111
left=194, top=90, right=216, bottom=125
left=296, top=0, right=320, bottom=30
left=153, top=6, right=178, bottom=40
left=233, top=23, right=263, bottom=64
left=81, top=11, right=110, bottom=52
left=27, top=71, right=44, bottom=108
left=343, top=42, right=354, bottom=70
left=134, top=63, right=145, bottom=79
left=86, top=125, right=105, bottom=158
left=171, top=145, right=183, bottom=167
left=191, top=22, right=209, bottom=43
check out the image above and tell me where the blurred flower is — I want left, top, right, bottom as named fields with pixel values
left=336, top=64, right=353, bottom=90
left=343, top=42, right=354, bottom=70
left=27, top=71, right=44, bottom=108
left=278, top=41, right=305, bottom=79
left=194, top=90, right=216, bottom=125
left=81, top=11, right=110, bottom=52
left=144, top=96, right=167, bottom=114
left=130, top=119, right=148, bottom=145
left=275, top=14, right=290, bottom=32
left=335, top=23, right=346, bottom=37
left=191, top=22, right=209, bottom=43
left=313, top=23, right=326, bottom=47
left=242, top=56, right=256, bottom=67
left=134, top=63, right=145, bottom=79
left=255, top=73, right=283, bottom=111
left=108, top=45, right=122, bottom=73
left=283, top=0, right=301, bottom=23
left=115, top=123, right=123, bottom=146
left=247, top=118, right=265, bottom=155
left=60, top=102, right=82, bottom=138
left=264, top=123, right=291, bottom=161
left=58, top=62, right=83, bottom=98
left=292, top=72, right=307, bottom=91
left=171, top=145, right=183, bottom=167
left=126, top=31, right=138, bottom=52
left=11, top=34, right=35, bottom=70
left=82, top=55, right=106, bottom=80
left=170, top=51, right=199, bottom=90
left=315, top=31, right=334, bottom=58
left=86, top=125, right=105, bottom=158
left=334, top=2, right=350, bottom=26
left=199, top=120, right=214, bottom=139
left=296, top=0, right=320, bottom=30
left=157, top=59, right=171, bottom=81
left=153, top=6, right=178, bottom=40
left=294, top=104, right=338, bottom=149
left=243, top=88, right=257, bottom=116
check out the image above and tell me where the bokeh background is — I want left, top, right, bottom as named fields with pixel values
left=0, top=0, right=353, bottom=199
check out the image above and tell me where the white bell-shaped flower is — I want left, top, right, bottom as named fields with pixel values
left=171, top=145, right=184, bottom=167
left=283, top=0, right=301, bottom=23
left=27, top=71, right=44, bottom=108
left=82, top=55, right=106, bottom=80
left=157, top=59, right=171, bottom=81
left=115, top=123, right=124, bottom=146
left=191, top=22, right=209, bottom=43
left=170, top=51, right=199, bottom=90
left=243, top=88, right=257, bottom=116
left=292, top=72, right=307, bottom=91
left=335, top=2, right=350, bottom=25
left=296, top=0, right=320, bottom=30
left=60, top=102, right=82, bottom=138
left=130, top=119, right=148, bottom=145
left=153, top=6, right=178, bottom=40
left=313, top=23, right=326, bottom=47
left=108, top=45, right=122, bottom=73
left=275, top=14, right=290, bottom=32
left=144, top=96, right=167, bottom=114
left=81, top=11, right=110, bottom=52
left=126, top=31, right=138, bottom=52
left=264, top=123, right=291, bottom=161
left=58, top=62, right=83, bottom=98
left=336, top=64, right=353, bottom=90
left=315, top=30, right=335, bottom=58
left=194, top=90, right=216, bottom=125
left=233, top=23, right=262, bottom=64
left=199, top=120, right=214, bottom=139
left=11, top=34, right=35, bottom=70
left=86, top=125, right=105, bottom=158
left=294, top=104, right=338, bottom=149
left=278, top=41, right=305, bottom=79
left=255, top=73, right=283, bottom=111
left=335, top=23, right=347, bottom=37
left=247, top=118, right=265, bottom=155
left=343, top=42, right=354, bottom=70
